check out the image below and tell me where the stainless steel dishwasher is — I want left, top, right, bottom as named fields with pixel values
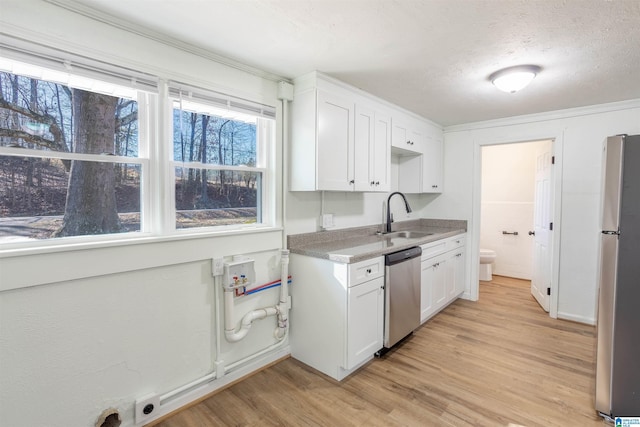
left=383, top=246, right=422, bottom=349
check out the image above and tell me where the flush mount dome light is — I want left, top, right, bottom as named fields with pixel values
left=489, top=65, right=541, bottom=93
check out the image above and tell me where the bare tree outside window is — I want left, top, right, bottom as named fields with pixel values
left=173, top=105, right=265, bottom=229
left=0, top=62, right=274, bottom=243
left=0, top=71, right=141, bottom=241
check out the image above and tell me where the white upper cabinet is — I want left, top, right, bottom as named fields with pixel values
left=354, top=105, right=391, bottom=192
left=291, top=73, right=391, bottom=192
left=394, top=114, right=425, bottom=193
left=372, top=112, right=391, bottom=191
left=353, top=104, right=373, bottom=191
left=316, top=90, right=355, bottom=191
left=290, top=71, right=440, bottom=194
left=391, top=116, right=423, bottom=154
left=422, top=125, right=443, bottom=193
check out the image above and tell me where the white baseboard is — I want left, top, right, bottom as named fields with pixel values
left=557, top=312, right=596, bottom=326
left=132, top=346, right=291, bottom=427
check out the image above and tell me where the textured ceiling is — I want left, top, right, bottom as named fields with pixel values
left=62, top=0, right=640, bottom=126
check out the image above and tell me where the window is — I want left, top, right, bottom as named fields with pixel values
left=170, top=90, right=275, bottom=230
left=0, top=55, right=277, bottom=247
left=0, top=57, right=152, bottom=244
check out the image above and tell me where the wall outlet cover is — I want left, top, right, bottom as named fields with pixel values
left=321, top=214, right=334, bottom=228
left=212, top=257, right=224, bottom=276
left=135, top=393, right=160, bottom=423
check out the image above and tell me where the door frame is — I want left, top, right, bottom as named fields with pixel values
left=469, top=133, right=563, bottom=319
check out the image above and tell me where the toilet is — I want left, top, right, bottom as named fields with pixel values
left=479, top=248, right=497, bottom=281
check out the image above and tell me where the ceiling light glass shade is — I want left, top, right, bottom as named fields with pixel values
left=490, top=65, right=541, bottom=93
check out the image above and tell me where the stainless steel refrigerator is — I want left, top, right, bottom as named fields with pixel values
left=595, top=134, right=640, bottom=419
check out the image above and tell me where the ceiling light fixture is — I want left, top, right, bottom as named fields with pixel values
left=489, top=65, right=541, bottom=93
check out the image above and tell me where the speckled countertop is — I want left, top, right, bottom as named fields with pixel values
left=287, top=219, right=467, bottom=264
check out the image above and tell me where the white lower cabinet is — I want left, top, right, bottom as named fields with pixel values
left=420, top=234, right=466, bottom=323
left=289, top=254, right=384, bottom=381
left=289, top=233, right=465, bottom=379
left=347, top=276, right=384, bottom=369
left=448, top=248, right=466, bottom=299
left=420, top=257, right=436, bottom=321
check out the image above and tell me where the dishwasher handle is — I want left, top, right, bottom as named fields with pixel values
left=385, top=246, right=422, bottom=266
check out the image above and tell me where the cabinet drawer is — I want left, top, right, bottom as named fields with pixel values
left=421, top=240, right=447, bottom=259
left=447, top=234, right=466, bottom=251
left=349, top=257, right=384, bottom=287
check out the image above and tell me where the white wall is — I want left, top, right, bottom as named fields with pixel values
left=0, top=2, right=287, bottom=427
left=2, top=4, right=640, bottom=427
left=285, top=190, right=431, bottom=236
left=426, top=102, right=640, bottom=324
left=285, top=151, right=439, bottom=235
left=480, top=141, right=548, bottom=280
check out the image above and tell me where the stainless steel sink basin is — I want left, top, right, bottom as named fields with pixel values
left=382, top=230, right=433, bottom=239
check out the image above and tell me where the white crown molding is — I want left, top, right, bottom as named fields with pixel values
left=295, top=70, right=443, bottom=129
left=42, top=0, right=289, bottom=84
left=444, top=98, right=640, bottom=133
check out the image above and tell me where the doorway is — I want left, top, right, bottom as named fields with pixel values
left=470, top=136, right=562, bottom=319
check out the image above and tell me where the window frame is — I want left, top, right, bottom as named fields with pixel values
left=166, top=86, right=276, bottom=234
left=0, top=55, right=279, bottom=254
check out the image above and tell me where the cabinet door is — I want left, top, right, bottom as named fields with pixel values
left=355, top=107, right=390, bottom=192
left=453, top=250, right=466, bottom=297
left=391, top=119, right=421, bottom=154
left=317, top=90, right=354, bottom=191
left=421, top=255, right=447, bottom=322
left=346, top=276, right=384, bottom=369
left=445, top=252, right=456, bottom=300
left=354, top=105, right=374, bottom=191
left=423, top=136, right=443, bottom=193
left=420, top=259, right=435, bottom=322
left=392, top=121, right=408, bottom=150
left=433, top=257, right=447, bottom=309
left=372, top=112, right=391, bottom=192
left=444, top=247, right=465, bottom=301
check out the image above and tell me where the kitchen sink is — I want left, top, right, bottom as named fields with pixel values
left=382, top=230, right=433, bottom=239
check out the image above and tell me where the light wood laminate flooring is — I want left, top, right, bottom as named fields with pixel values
left=153, top=276, right=607, bottom=427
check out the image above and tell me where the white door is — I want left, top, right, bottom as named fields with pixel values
left=531, top=140, right=553, bottom=311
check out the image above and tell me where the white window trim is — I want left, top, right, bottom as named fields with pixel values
left=167, top=84, right=276, bottom=234
left=0, top=57, right=280, bottom=255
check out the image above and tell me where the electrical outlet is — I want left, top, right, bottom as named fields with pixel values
left=321, top=213, right=334, bottom=229
left=135, top=394, right=160, bottom=423
left=212, top=257, right=224, bottom=276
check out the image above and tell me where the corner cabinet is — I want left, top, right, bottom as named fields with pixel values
left=290, top=73, right=390, bottom=192
left=420, top=234, right=466, bottom=323
left=289, top=254, right=384, bottom=381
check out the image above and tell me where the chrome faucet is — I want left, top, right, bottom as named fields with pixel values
left=386, top=192, right=412, bottom=233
